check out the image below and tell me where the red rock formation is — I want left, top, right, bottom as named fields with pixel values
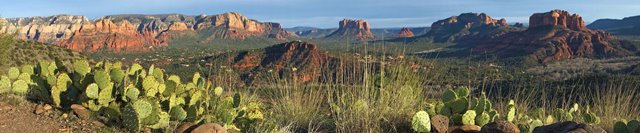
left=59, top=19, right=167, bottom=52
left=430, top=13, right=507, bottom=30
left=195, top=12, right=291, bottom=40
left=395, top=27, right=415, bottom=38
left=529, top=10, right=586, bottom=31
left=426, top=13, right=511, bottom=42
left=208, top=41, right=333, bottom=84
left=326, top=19, right=374, bottom=40
left=474, top=10, right=625, bottom=62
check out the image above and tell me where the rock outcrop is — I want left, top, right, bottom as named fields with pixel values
left=473, top=10, right=632, bottom=62
left=325, top=19, right=374, bottom=41
left=394, top=27, right=415, bottom=38
left=529, top=10, right=586, bottom=31
left=424, top=13, right=515, bottom=43
left=1, top=12, right=292, bottom=52
left=202, top=41, right=336, bottom=86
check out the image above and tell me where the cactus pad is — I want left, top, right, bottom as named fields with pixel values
left=0, top=76, right=11, bottom=93
left=86, top=83, right=100, bottom=99
left=462, top=110, right=476, bottom=125
left=442, top=89, right=457, bottom=102
left=169, top=106, right=187, bottom=121
left=455, top=86, right=469, bottom=98
left=411, top=111, right=431, bottom=133
left=476, top=112, right=490, bottom=126
left=12, top=80, right=29, bottom=95
left=21, top=65, right=34, bottom=75
left=73, top=59, right=91, bottom=76
left=8, top=67, right=20, bottom=80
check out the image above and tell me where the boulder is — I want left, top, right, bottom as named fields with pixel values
left=450, top=125, right=481, bottom=133
left=175, top=122, right=195, bottom=133
left=431, top=115, right=450, bottom=133
left=34, top=103, right=52, bottom=115
left=480, top=121, right=520, bottom=133
left=70, top=104, right=90, bottom=120
left=532, top=121, right=605, bottom=133
left=191, top=123, right=228, bottom=133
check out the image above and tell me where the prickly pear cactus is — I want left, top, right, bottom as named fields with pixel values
left=18, top=73, right=31, bottom=83
left=142, top=76, right=158, bottom=91
left=125, top=85, right=140, bottom=101
left=86, top=83, right=100, bottom=99
left=132, top=99, right=155, bottom=119
left=462, top=110, right=476, bottom=125
left=8, top=67, right=19, bottom=80
left=148, top=111, right=170, bottom=129
left=614, top=121, right=629, bottom=133
left=455, top=86, right=469, bottom=98
left=21, top=65, right=34, bottom=75
left=476, top=112, right=490, bottom=126
left=73, top=59, right=91, bottom=76
left=446, top=98, right=468, bottom=114
left=628, top=120, right=640, bottom=133
left=12, top=80, right=29, bottom=95
left=214, top=86, right=223, bottom=96
left=128, top=63, right=143, bottom=75
left=189, top=90, right=203, bottom=106
left=411, top=111, right=431, bottom=133
left=94, top=70, right=111, bottom=89
left=169, top=106, right=187, bottom=121
left=583, top=113, right=600, bottom=124
left=0, top=76, right=11, bottom=94
left=529, top=119, right=543, bottom=133
left=123, top=105, right=141, bottom=132
left=98, top=82, right=114, bottom=106
left=442, top=89, right=457, bottom=102
left=507, top=100, right=516, bottom=122
left=544, top=115, right=555, bottom=125
left=110, top=68, right=125, bottom=84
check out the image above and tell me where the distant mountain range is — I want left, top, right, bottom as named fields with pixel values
left=286, top=26, right=429, bottom=39
left=588, top=15, right=640, bottom=35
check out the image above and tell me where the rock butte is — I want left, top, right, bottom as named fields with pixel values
left=326, top=19, right=374, bottom=41
left=395, top=27, right=415, bottom=38
left=0, top=12, right=292, bottom=52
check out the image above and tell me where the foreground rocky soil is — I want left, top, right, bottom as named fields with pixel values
left=0, top=99, right=102, bottom=133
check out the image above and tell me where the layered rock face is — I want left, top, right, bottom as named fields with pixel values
left=325, top=19, right=374, bottom=40
left=1, top=12, right=291, bottom=52
left=425, top=13, right=511, bottom=42
left=394, top=27, right=415, bottom=38
left=0, top=15, right=90, bottom=44
left=474, top=10, right=628, bottom=62
left=203, top=41, right=335, bottom=85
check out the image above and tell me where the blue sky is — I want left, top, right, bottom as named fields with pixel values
left=1, top=0, right=639, bottom=28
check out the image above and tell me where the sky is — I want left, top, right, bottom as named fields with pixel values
left=1, top=0, right=639, bottom=28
